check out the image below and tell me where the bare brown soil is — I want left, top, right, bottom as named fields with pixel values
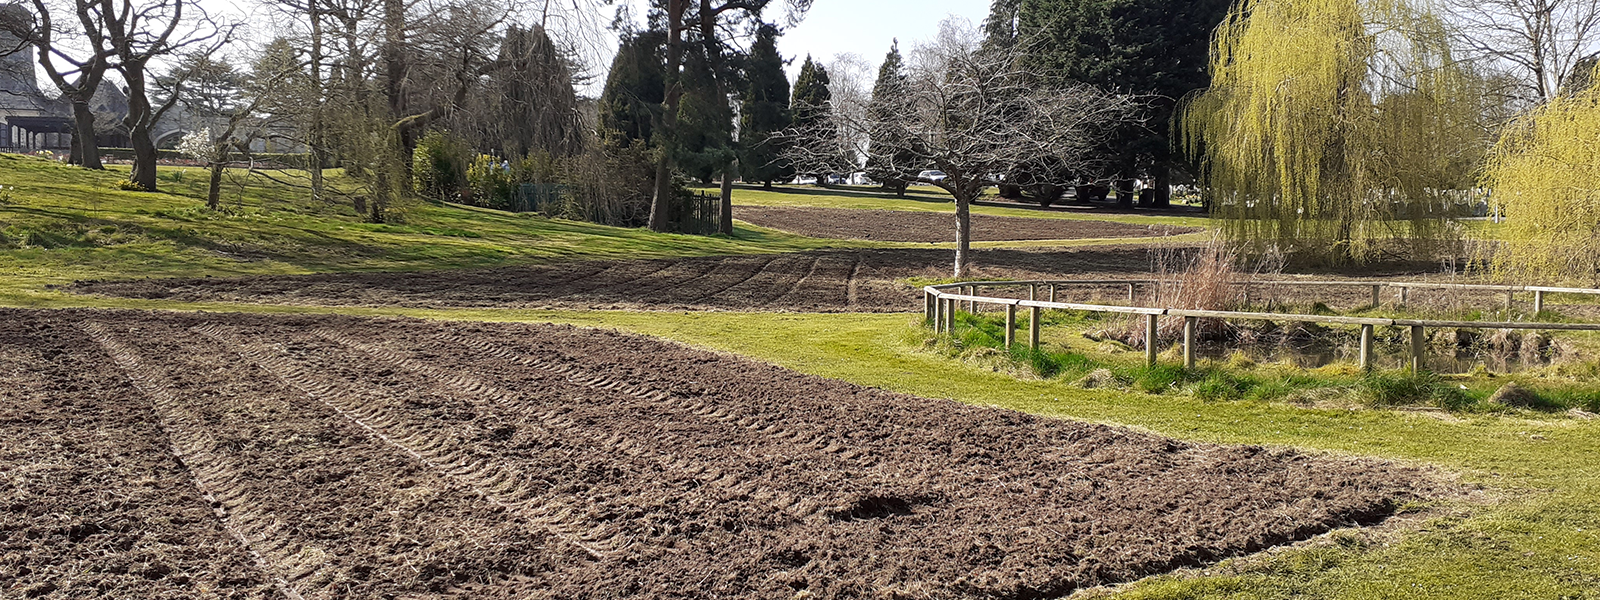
left=734, top=206, right=1200, bottom=242
left=73, top=246, right=1600, bottom=320
left=72, top=247, right=1180, bottom=312
left=1, top=308, right=1428, bottom=599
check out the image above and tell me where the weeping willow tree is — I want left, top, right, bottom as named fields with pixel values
left=1482, top=65, right=1600, bottom=285
left=1185, top=0, right=1490, bottom=264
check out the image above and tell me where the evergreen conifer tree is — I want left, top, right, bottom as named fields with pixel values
left=1014, top=0, right=1232, bottom=207
left=739, top=25, right=792, bottom=189
left=790, top=55, right=832, bottom=182
left=675, top=45, right=737, bottom=183
left=864, top=41, right=915, bottom=196
left=598, top=31, right=666, bottom=148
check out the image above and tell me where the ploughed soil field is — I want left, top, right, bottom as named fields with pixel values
left=2, top=308, right=1430, bottom=599
left=73, top=246, right=1599, bottom=318
left=732, top=206, right=1201, bottom=243
left=71, top=247, right=1183, bottom=313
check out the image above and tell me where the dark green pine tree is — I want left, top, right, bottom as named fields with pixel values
left=864, top=41, right=916, bottom=196
left=1015, top=0, right=1232, bottom=207
left=790, top=55, right=831, bottom=181
left=739, top=25, right=792, bottom=189
left=598, top=30, right=667, bottom=148
left=982, top=0, right=1022, bottom=51
left=674, top=45, right=737, bottom=184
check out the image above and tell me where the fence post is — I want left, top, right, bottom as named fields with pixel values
left=945, top=297, right=956, bottom=332
left=934, top=295, right=944, bottom=333
left=1127, top=283, right=1136, bottom=303
left=1029, top=284, right=1036, bottom=301
left=1399, top=287, right=1408, bottom=309
left=1183, top=316, right=1197, bottom=369
left=964, top=286, right=974, bottom=313
left=1145, top=314, right=1159, bottom=368
left=1535, top=290, right=1545, bottom=314
left=1049, top=284, right=1056, bottom=303
left=1371, top=285, right=1381, bottom=308
left=1005, top=303, right=1017, bottom=347
left=1029, top=306, right=1041, bottom=350
left=1505, top=291, right=1515, bottom=313
left=924, top=291, right=935, bottom=324
left=1359, top=324, right=1374, bottom=371
left=1410, top=325, right=1426, bottom=374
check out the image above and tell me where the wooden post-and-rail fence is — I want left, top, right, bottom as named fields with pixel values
left=923, top=279, right=1600, bottom=373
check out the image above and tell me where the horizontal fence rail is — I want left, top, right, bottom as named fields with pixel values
left=923, top=279, right=1600, bottom=373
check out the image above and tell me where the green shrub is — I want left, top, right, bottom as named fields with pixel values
left=1005, top=344, right=1094, bottom=379
left=1192, top=371, right=1257, bottom=401
left=1134, top=365, right=1192, bottom=394
left=412, top=131, right=470, bottom=202
left=1359, top=372, right=1473, bottom=410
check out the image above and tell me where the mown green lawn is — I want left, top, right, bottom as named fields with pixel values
left=0, top=155, right=888, bottom=298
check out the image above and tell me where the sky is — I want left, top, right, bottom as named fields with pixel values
left=774, top=0, right=992, bottom=82
left=52, top=0, right=992, bottom=96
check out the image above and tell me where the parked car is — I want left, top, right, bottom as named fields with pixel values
left=790, top=176, right=818, bottom=185
left=848, top=172, right=878, bottom=186
left=916, top=170, right=947, bottom=183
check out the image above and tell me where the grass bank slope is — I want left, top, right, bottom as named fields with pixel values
left=0, top=155, right=862, bottom=300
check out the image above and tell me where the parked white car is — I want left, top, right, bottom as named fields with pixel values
left=790, top=176, right=818, bottom=185
left=917, top=170, right=947, bottom=183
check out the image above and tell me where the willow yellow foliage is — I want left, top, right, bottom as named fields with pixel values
left=1483, top=75, right=1600, bottom=285
left=1185, top=0, right=1488, bottom=264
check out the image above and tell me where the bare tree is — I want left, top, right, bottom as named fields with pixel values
left=824, top=52, right=872, bottom=177
left=99, top=0, right=234, bottom=192
left=20, top=0, right=116, bottom=169
left=785, top=18, right=1139, bottom=277
left=1447, top=0, right=1600, bottom=103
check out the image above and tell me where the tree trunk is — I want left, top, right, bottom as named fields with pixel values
left=649, top=156, right=674, bottom=232
left=1153, top=165, right=1171, bottom=208
left=121, top=55, right=159, bottom=193
left=763, top=180, right=772, bottom=191
left=719, top=159, right=736, bottom=235
left=310, top=145, right=325, bottom=201
left=1115, top=178, right=1136, bottom=209
left=310, top=5, right=326, bottom=202
left=206, top=161, right=225, bottom=210
left=954, top=196, right=973, bottom=278
left=129, top=124, right=157, bottom=192
left=647, top=0, right=687, bottom=233
left=70, top=100, right=103, bottom=170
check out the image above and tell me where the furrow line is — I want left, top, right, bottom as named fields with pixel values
left=191, top=324, right=618, bottom=559
left=846, top=255, right=864, bottom=309
left=81, top=322, right=309, bottom=600
left=415, top=330, right=899, bottom=517
left=688, top=255, right=780, bottom=305
left=455, top=332, right=862, bottom=460
left=315, top=329, right=818, bottom=521
left=768, top=255, right=824, bottom=307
